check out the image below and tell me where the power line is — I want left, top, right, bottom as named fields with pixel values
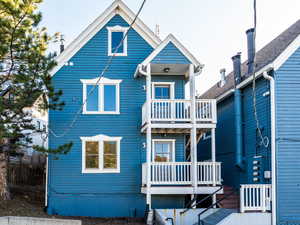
left=251, top=0, right=269, bottom=149
left=49, top=0, right=147, bottom=138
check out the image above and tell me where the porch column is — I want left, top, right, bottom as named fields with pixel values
left=211, top=128, right=217, bottom=207
left=189, top=64, right=198, bottom=191
left=146, top=64, right=152, bottom=209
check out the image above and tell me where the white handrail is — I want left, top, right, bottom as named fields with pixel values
left=240, top=184, right=272, bottom=213
left=142, top=162, right=221, bottom=185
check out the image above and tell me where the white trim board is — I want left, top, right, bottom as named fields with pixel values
left=141, top=34, right=203, bottom=68
left=50, top=0, right=161, bottom=76
left=141, top=186, right=223, bottom=195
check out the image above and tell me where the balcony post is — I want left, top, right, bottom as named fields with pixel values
left=211, top=128, right=217, bottom=207
left=189, top=64, right=198, bottom=191
left=146, top=63, right=152, bottom=209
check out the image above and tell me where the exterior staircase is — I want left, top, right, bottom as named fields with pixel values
left=216, top=186, right=239, bottom=209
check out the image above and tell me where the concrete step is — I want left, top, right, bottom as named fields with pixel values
left=200, top=209, right=237, bottom=225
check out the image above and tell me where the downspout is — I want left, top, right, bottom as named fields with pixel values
left=263, top=71, right=276, bottom=225
left=232, top=53, right=244, bottom=170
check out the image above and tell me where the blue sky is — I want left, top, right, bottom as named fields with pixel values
left=40, top=0, right=300, bottom=94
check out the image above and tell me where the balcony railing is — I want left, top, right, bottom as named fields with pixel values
left=240, top=184, right=272, bottom=213
left=142, top=99, right=217, bottom=124
left=142, top=162, right=221, bottom=186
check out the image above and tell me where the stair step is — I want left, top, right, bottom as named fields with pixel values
left=200, top=209, right=237, bottom=225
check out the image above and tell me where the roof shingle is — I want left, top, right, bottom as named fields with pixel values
left=201, top=19, right=300, bottom=99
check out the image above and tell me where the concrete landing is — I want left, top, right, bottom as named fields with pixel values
left=0, top=217, right=81, bottom=225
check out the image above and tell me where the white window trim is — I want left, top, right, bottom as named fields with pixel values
left=152, top=82, right=175, bottom=99
left=81, top=77, right=122, bottom=115
left=107, top=26, right=129, bottom=56
left=81, top=134, right=122, bottom=174
left=152, top=139, right=176, bottom=162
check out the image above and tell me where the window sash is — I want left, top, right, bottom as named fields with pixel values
left=82, top=136, right=121, bottom=173
left=111, top=31, right=124, bottom=54
left=83, top=83, right=119, bottom=114
left=153, top=140, right=174, bottom=162
left=154, top=85, right=170, bottom=99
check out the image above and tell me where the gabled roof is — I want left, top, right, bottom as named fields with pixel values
left=202, top=19, right=300, bottom=100
left=50, top=0, right=161, bottom=76
left=141, top=34, right=203, bottom=67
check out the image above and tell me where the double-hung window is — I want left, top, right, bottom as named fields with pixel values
left=81, top=77, right=122, bottom=114
left=152, top=139, right=175, bottom=162
left=81, top=135, right=122, bottom=173
left=107, top=26, right=129, bottom=56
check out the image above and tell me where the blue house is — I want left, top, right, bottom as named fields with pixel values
left=199, top=20, right=300, bottom=225
left=47, top=0, right=221, bottom=219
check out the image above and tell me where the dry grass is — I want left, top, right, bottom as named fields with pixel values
left=0, top=193, right=145, bottom=225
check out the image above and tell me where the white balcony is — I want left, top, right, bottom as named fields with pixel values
left=142, top=162, right=221, bottom=186
left=240, top=184, right=272, bottom=213
left=142, top=99, right=217, bottom=126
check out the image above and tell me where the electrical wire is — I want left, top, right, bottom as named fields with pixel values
left=251, top=0, right=269, bottom=148
left=48, top=0, right=147, bottom=138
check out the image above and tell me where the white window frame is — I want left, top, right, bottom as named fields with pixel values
left=81, top=134, right=122, bottom=173
left=152, top=82, right=175, bottom=99
left=81, top=77, right=122, bottom=115
left=107, top=26, right=129, bottom=56
left=152, top=139, right=176, bottom=162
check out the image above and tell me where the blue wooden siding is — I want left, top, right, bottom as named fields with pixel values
left=151, top=42, right=191, bottom=64
left=198, top=77, right=271, bottom=189
left=49, top=15, right=186, bottom=217
left=275, top=46, right=300, bottom=225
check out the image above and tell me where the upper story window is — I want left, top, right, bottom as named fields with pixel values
left=81, top=134, right=122, bottom=173
left=107, top=26, right=129, bottom=56
left=81, top=77, right=122, bottom=114
left=152, top=82, right=175, bottom=99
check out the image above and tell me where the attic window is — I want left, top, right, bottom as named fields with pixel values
left=107, top=26, right=128, bottom=56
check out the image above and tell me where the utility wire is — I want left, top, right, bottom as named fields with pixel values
left=252, top=0, right=269, bottom=148
left=48, top=0, right=147, bottom=138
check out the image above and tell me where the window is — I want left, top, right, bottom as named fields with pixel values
left=81, top=77, right=122, bottom=114
left=152, top=139, right=175, bottom=162
left=152, top=82, right=175, bottom=99
left=107, top=26, right=128, bottom=56
left=81, top=135, right=122, bottom=173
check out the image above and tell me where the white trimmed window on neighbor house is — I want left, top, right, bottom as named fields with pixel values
left=81, top=77, right=122, bottom=114
left=81, top=135, right=122, bottom=173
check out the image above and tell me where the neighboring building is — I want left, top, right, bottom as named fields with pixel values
left=0, top=88, right=48, bottom=157
left=47, top=0, right=220, bottom=219
left=199, top=20, right=300, bottom=225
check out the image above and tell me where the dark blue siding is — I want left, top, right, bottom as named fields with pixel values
left=242, top=77, right=271, bottom=185
left=151, top=42, right=191, bottom=64
left=198, top=78, right=271, bottom=189
left=275, top=46, right=300, bottom=225
left=49, top=15, right=186, bottom=217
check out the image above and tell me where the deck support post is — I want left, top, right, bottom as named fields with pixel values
left=146, top=64, right=152, bottom=209
left=211, top=128, right=217, bottom=207
left=189, top=64, right=198, bottom=193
